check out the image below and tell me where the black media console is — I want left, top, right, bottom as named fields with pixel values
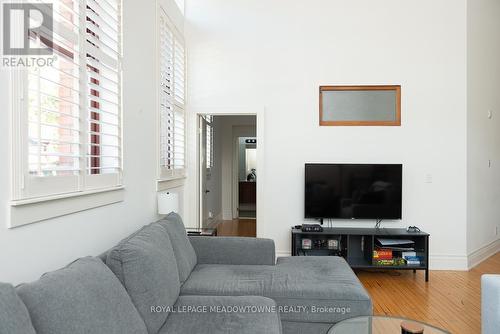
left=291, top=227, right=430, bottom=281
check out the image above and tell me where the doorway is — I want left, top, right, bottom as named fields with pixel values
left=237, top=137, right=257, bottom=218
left=198, top=114, right=257, bottom=237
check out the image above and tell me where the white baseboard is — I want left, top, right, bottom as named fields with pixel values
left=276, top=251, right=291, bottom=258
left=468, top=239, right=500, bottom=269
left=205, top=213, right=222, bottom=229
left=429, top=254, right=468, bottom=270
left=222, top=210, right=232, bottom=221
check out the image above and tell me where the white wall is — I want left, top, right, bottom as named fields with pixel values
left=0, top=0, right=185, bottom=284
left=185, top=0, right=469, bottom=268
left=466, top=0, right=500, bottom=263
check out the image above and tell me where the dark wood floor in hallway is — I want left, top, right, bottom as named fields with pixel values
left=357, top=252, right=500, bottom=334
left=216, top=219, right=256, bottom=237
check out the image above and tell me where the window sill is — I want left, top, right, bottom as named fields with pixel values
left=157, top=177, right=186, bottom=191
left=9, top=187, right=125, bottom=229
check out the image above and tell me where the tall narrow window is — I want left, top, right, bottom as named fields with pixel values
left=158, top=7, right=185, bottom=180
left=12, top=0, right=122, bottom=201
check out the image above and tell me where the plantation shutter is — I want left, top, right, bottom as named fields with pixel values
left=159, top=8, right=186, bottom=179
left=23, top=0, right=82, bottom=198
left=173, top=38, right=185, bottom=170
left=84, top=0, right=122, bottom=189
left=13, top=0, right=122, bottom=200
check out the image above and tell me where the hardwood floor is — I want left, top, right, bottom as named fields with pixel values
left=216, top=219, right=256, bottom=237
left=357, top=252, right=500, bottom=334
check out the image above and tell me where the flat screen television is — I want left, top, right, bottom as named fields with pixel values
left=305, top=164, right=402, bottom=220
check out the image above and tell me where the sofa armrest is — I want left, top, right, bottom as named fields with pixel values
left=482, top=274, right=500, bottom=334
left=188, top=236, right=276, bottom=265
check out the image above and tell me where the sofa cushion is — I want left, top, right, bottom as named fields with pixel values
left=158, top=213, right=197, bottom=283
left=106, top=222, right=180, bottom=334
left=16, top=257, right=147, bottom=334
left=189, top=236, right=276, bottom=265
left=159, top=295, right=282, bottom=334
left=181, top=256, right=372, bottom=324
left=281, top=321, right=332, bottom=334
left=0, top=283, right=36, bottom=334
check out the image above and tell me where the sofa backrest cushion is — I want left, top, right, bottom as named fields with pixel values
left=0, top=283, right=36, bottom=334
left=158, top=213, right=197, bottom=283
left=16, top=257, right=147, bottom=334
left=106, top=222, right=180, bottom=334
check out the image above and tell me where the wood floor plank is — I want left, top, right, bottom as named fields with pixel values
left=357, top=252, right=500, bottom=334
left=215, top=219, right=256, bottom=237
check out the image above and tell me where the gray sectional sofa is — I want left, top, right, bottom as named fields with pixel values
left=0, top=213, right=372, bottom=334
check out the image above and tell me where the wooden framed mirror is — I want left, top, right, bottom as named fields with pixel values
left=319, top=85, right=401, bottom=126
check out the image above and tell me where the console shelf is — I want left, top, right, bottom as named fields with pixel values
left=291, top=227, right=430, bottom=281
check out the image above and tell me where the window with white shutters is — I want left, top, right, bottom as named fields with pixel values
left=12, top=0, right=122, bottom=201
left=158, top=7, right=186, bottom=180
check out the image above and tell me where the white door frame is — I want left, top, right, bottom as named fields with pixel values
left=195, top=110, right=265, bottom=236
left=198, top=116, right=208, bottom=227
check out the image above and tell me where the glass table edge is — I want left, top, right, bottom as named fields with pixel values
left=328, top=315, right=451, bottom=334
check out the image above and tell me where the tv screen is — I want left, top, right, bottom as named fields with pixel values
left=305, top=164, right=402, bottom=220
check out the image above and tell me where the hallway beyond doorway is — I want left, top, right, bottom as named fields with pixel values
left=199, top=115, right=257, bottom=229
left=215, top=219, right=256, bottom=237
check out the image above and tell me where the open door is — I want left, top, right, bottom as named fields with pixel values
left=199, top=116, right=208, bottom=227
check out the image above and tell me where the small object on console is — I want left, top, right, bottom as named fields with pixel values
left=313, top=239, right=328, bottom=249
left=327, top=239, right=339, bottom=250
left=407, top=226, right=421, bottom=233
left=301, top=224, right=323, bottom=232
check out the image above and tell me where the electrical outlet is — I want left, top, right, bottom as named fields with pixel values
left=208, top=211, right=213, bottom=219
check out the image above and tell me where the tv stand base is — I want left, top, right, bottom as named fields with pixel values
left=291, top=227, right=430, bottom=282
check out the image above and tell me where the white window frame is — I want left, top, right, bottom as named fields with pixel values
left=9, top=0, right=124, bottom=228
left=157, top=4, right=186, bottom=181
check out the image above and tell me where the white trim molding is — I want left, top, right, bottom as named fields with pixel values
left=429, top=254, right=469, bottom=271
left=467, top=239, right=500, bottom=269
left=276, top=251, right=292, bottom=258
left=157, top=177, right=186, bottom=192
left=9, top=187, right=125, bottom=229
